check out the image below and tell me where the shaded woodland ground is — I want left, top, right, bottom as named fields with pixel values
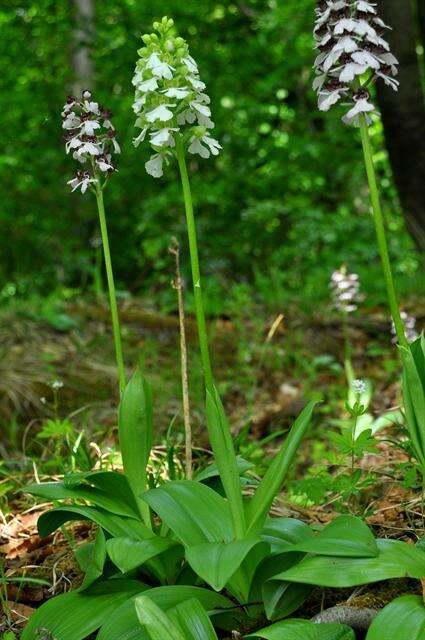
left=1, top=295, right=423, bottom=637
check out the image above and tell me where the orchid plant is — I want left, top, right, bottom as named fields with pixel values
left=314, top=1, right=425, bottom=482
left=21, top=12, right=425, bottom=640
left=62, top=91, right=126, bottom=393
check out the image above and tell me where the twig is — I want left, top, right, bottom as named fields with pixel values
left=169, top=238, right=193, bottom=479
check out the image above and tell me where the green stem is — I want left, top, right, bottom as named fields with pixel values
left=343, top=314, right=354, bottom=387
left=95, top=185, right=126, bottom=394
left=358, top=115, right=408, bottom=349
left=175, top=136, right=214, bottom=392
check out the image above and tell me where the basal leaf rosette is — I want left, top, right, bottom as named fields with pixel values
left=132, top=16, right=221, bottom=178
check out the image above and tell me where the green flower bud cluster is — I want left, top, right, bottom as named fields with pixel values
left=132, top=16, right=221, bottom=178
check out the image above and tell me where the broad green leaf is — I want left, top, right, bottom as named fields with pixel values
left=195, top=456, right=254, bottom=483
left=186, top=538, right=261, bottom=591
left=78, top=528, right=106, bottom=591
left=261, top=518, right=314, bottom=552
left=143, top=480, right=233, bottom=546
left=206, top=387, right=246, bottom=538
left=272, top=539, right=425, bottom=587
left=80, top=470, right=140, bottom=512
left=247, top=402, right=316, bottom=535
left=106, top=536, right=180, bottom=573
left=366, top=595, right=425, bottom=640
left=246, top=619, right=355, bottom=639
left=21, top=579, right=148, bottom=640
left=135, top=595, right=186, bottom=640
left=37, top=505, right=152, bottom=540
left=26, top=477, right=139, bottom=519
left=263, top=580, right=312, bottom=621
left=229, top=541, right=270, bottom=603
left=250, top=551, right=310, bottom=619
left=170, top=598, right=219, bottom=640
left=119, top=370, right=153, bottom=526
left=285, top=515, right=378, bottom=558
left=97, top=585, right=234, bottom=640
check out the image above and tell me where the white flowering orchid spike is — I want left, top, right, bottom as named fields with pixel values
left=330, top=265, right=363, bottom=313
left=391, top=311, right=419, bottom=344
left=132, top=16, right=221, bottom=177
left=313, top=1, right=399, bottom=125
left=62, top=91, right=120, bottom=194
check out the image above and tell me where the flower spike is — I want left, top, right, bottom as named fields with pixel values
left=313, top=1, right=399, bottom=125
left=132, top=16, right=221, bottom=177
left=62, top=91, right=120, bottom=193
left=330, top=265, right=363, bottom=313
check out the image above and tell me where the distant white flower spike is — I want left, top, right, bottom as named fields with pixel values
left=132, top=16, right=221, bottom=177
left=313, top=0, right=399, bottom=125
left=391, top=311, right=419, bottom=344
left=330, top=265, right=363, bottom=313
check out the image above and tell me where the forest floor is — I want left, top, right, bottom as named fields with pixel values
left=0, top=295, right=423, bottom=637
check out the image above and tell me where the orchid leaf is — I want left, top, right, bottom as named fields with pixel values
left=21, top=579, right=148, bottom=640
left=206, top=386, right=246, bottom=538
left=284, top=515, right=378, bottom=558
left=247, top=401, right=316, bottom=535
left=366, top=595, right=425, bottom=639
left=186, top=538, right=261, bottom=592
left=272, top=539, right=425, bottom=587
left=246, top=619, right=355, bottom=639
left=135, top=595, right=186, bottom=640
left=37, top=505, right=152, bottom=540
left=143, top=480, right=233, bottom=546
left=106, top=536, right=181, bottom=573
left=97, top=586, right=233, bottom=640
left=119, top=370, right=154, bottom=526
left=77, top=528, right=106, bottom=591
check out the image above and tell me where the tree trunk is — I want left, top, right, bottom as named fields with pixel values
left=375, top=0, right=425, bottom=250
left=72, top=0, right=95, bottom=97
left=417, top=0, right=425, bottom=51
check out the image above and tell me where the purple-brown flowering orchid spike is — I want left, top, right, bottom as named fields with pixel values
left=62, top=90, right=121, bottom=193
left=313, top=1, right=399, bottom=125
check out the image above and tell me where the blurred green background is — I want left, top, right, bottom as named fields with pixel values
left=0, top=0, right=423, bottom=315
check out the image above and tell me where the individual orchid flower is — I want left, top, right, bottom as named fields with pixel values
left=330, top=265, right=363, bottom=313
left=62, top=90, right=120, bottom=194
left=132, top=16, right=221, bottom=177
left=313, top=0, right=399, bottom=125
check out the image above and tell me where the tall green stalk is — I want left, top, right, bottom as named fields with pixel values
left=175, top=136, right=215, bottom=392
left=94, top=184, right=126, bottom=394
left=175, top=136, right=247, bottom=539
left=358, top=116, right=408, bottom=350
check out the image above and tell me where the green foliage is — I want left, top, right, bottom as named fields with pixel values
left=366, top=595, right=425, bottom=639
left=401, top=335, right=425, bottom=471
left=247, top=619, right=355, bottom=639
left=119, top=370, right=153, bottom=525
